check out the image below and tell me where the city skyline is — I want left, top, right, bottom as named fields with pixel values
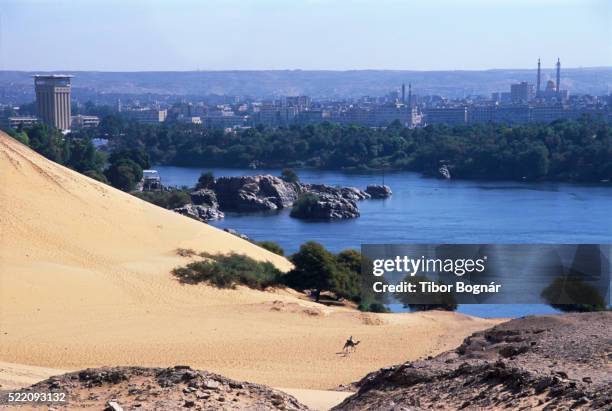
left=0, top=0, right=610, bottom=72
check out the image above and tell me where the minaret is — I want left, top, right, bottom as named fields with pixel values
left=401, top=83, right=406, bottom=104
left=408, top=83, right=412, bottom=108
left=536, top=58, right=541, bottom=96
left=555, top=58, right=561, bottom=93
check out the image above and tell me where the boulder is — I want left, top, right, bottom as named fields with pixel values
left=290, top=194, right=360, bottom=220
left=173, top=204, right=224, bottom=222
left=438, top=164, right=451, bottom=179
left=189, top=189, right=218, bottom=208
left=214, top=175, right=299, bottom=212
left=300, top=183, right=370, bottom=201
left=365, top=184, right=392, bottom=199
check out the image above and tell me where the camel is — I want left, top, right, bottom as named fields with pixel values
left=342, top=336, right=361, bottom=354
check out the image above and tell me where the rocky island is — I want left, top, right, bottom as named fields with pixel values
left=173, top=174, right=376, bottom=221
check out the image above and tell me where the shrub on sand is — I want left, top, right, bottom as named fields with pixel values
left=172, top=253, right=283, bottom=290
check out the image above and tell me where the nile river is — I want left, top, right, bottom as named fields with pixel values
left=155, top=165, right=612, bottom=317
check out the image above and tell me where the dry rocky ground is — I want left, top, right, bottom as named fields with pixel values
left=334, top=312, right=611, bottom=410
left=0, top=366, right=309, bottom=410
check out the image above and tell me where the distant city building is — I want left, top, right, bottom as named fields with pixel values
left=34, top=75, right=73, bottom=131
left=283, top=96, right=311, bottom=109
left=71, top=114, right=100, bottom=129
left=495, top=106, right=531, bottom=124
left=468, top=106, right=496, bottom=124
left=335, top=103, right=413, bottom=127
left=203, top=109, right=245, bottom=129
left=125, top=108, right=167, bottom=124
left=298, top=109, right=327, bottom=125
left=425, top=107, right=468, bottom=126
left=465, top=104, right=593, bottom=125
left=531, top=105, right=579, bottom=123
left=5, top=116, right=39, bottom=129
left=278, top=106, right=298, bottom=126
left=510, top=82, right=534, bottom=102
left=176, top=116, right=202, bottom=125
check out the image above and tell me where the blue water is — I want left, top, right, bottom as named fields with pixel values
left=156, top=165, right=612, bottom=318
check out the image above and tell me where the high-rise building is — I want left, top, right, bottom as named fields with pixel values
left=510, top=82, right=534, bottom=102
left=34, top=75, right=72, bottom=131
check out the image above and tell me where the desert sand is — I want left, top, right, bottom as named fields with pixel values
left=0, top=131, right=500, bottom=401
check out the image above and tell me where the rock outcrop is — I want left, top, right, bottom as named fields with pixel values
left=438, top=164, right=451, bottom=179
left=189, top=188, right=219, bottom=208
left=290, top=194, right=360, bottom=220
left=365, top=184, right=392, bottom=199
left=212, top=175, right=370, bottom=219
left=0, top=366, right=309, bottom=410
left=214, top=175, right=300, bottom=211
left=334, top=312, right=612, bottom=410
left=301, top=183, right=370, bottom=201
left=173, top=204, right=224, bottom=221
left=290, top=183, right=368, bottom=219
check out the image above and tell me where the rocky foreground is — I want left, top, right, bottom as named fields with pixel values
left=334, top=312, right=611, bottom=410
left=0, top=366, right=309, bottom=410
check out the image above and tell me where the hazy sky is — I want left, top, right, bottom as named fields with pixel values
left=1, top=0, right=610, bottom=71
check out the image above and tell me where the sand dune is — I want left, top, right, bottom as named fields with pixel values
left=0, top=132, right=501, bottom=392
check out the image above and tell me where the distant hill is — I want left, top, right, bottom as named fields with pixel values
left=1, top=68, right=611, bottom=102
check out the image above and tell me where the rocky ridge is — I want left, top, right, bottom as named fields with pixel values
left=172, top=188, right=225, bottom=221
left=0, top=365, right=309, bottom=410
left=334, top=312, right=612, bottom=410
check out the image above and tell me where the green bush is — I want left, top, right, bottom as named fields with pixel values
left=285, top=241, right=337, bottom=302
left=196, top=171, right=215, bottom=189
left=105, top=158, right=143, bottom=191
left=332, top=249, right=362, bottom=301
left=280, top=168, right=299, bottom=183
left=358, top=302, right=390, bottom=313
left=257, top=241, right=285, bottom=256
left=286, top=244, right=368, bottom=304
left=172, top=253, right=283, bottom=290
left=109, top=148, right=150, bottom=170
left=135, top=190, right=191, bottom=209
left=290, top=193, right=320, bottom=218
